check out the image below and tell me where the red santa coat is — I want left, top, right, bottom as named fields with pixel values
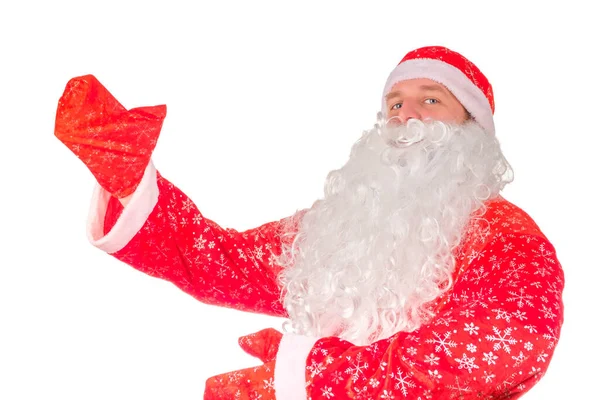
left=87, top=162, right=564, bottom=399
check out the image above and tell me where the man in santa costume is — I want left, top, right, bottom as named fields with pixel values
left=55, top=46, right=564, bottom=399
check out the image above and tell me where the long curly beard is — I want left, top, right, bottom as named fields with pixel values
left=277, top=116, right=513, bottom=345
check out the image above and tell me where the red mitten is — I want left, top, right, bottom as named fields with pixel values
left=54, top=75, right=166, bottom=198
left=204, top=360, right=276, bottom=400
left=238, top=328, right=283, bottom=363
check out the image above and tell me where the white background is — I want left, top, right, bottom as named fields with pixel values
left=0, top=1, right=597, bottom=398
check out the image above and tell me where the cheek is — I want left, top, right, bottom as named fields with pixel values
left=422, top=108, right=450, bottom=121
left=453, top=107, right=470, bottom=124
left=448, top=101, right=469, bottom=122
left=433, top=105, right=468, bottom=123
left=386, top=117, right=403, bottom=127
left=386, top=108, right=399, bottom=118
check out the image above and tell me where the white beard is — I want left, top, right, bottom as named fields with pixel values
left=278, top=116, right=513, bottom=346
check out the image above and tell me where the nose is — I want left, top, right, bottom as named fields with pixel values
left=395, top=101, right=422, bottom=123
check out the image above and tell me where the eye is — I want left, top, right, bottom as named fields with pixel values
left=390, top=102, right=402, bottom=110
left=424, top=98, right=439, bottom=105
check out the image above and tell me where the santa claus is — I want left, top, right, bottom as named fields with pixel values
left=55, top=46, right=564, bottom=399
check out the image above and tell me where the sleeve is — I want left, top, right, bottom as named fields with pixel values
left=86, top=160, right=292, bottom=317
left=274, top=233, right=565, bottom=399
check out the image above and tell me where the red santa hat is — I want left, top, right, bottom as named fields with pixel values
left=382, top=46, right=495, bottom=135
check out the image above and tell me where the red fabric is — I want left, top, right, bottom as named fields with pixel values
left=301, top=205, right=564, bottom=399
left=203, top=329, right=283, bottom=398
left=204, top=360, right=277, bottom=399
left=103, top=173, right=289, bottom=317
left=238, top=328, right=283, bottom=363
left=54, top=75, right=166, bottom=198
left=101, top=174, right=563, bottom=399
left=65, top=75, right=562, bottom=398
left=401, top=46, right=495, bottom=113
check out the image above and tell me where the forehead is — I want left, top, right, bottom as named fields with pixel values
left=386, top=78, right=453, bottom=99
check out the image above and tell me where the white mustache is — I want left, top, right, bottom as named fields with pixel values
left=380, top=116, right=450, bottom=148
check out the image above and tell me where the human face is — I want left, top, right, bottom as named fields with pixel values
left=384, top=78, right=469, bottom=125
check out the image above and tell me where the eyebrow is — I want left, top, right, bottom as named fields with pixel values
left=385, top=84, right=448, bottom=101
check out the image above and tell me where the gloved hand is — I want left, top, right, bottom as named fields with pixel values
left=204, top=360, right=276, bottom=400
left=238, top=327, right=283, bottom=363
left=54, top=74, right=166, bottom=198
left=204, top=328, right=283, bottom=399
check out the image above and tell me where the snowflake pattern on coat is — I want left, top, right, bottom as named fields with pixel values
left=99, top=172, right=564, bottom=399
left=103, top=172, right=291, bottom=317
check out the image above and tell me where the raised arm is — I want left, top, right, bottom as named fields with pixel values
left=89, top=161, right=290, bottom=317
left=56, top=74, right=290, bottom=317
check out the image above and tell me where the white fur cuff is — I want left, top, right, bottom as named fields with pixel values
left=274, top=333, right=319, bottom=399
left=86, top=161, right=159, bottom=254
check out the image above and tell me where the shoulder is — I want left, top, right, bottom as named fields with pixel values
left=454, top=196, right=553, bottom=276
left=482, top=196, right=547, bottom=239
left=463, top=196, right=549, bottom=250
